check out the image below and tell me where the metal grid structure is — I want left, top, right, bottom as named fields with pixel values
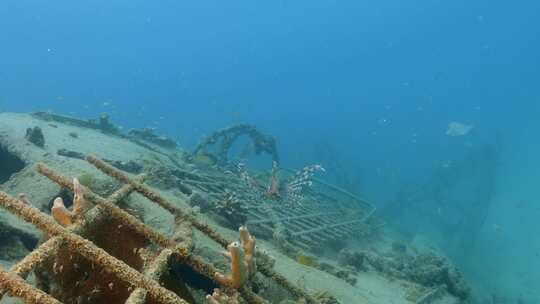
left=0, top=155, right=320, bottom=304
left=26, top=113, right=378, bottom=256
left=177, top=166, right=379, bottom=253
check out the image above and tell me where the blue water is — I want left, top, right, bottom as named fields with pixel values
left=1, top=0, right=540, bottom=302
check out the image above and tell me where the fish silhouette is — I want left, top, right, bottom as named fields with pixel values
left=446, top=122, right=473, bottom=136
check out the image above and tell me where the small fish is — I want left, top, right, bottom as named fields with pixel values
left=446, top=122, right=473, bottom=136
left=492, top=224, right=503, bottom=232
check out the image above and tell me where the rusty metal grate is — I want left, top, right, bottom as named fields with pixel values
left=0, top=155, right=320, bottom=304
left=177, top=165, right=379, bottom=253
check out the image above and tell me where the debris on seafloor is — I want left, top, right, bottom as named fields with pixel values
left=103, top=158, right=144, bottom=174
left=25, top=126, right=45, bottom=147
left=32, top=111, right=177, bottom=152
left=192, top=124, right=280, bottom=167
left=94, top=112, right=121, bottom=135
left=0, top=113, right=473, bottom=304
left=128, top=127, right=177, bottom=149
left=57, top=148, right=86, bottom=160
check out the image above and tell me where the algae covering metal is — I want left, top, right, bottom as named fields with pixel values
left=178, top=163, right=380, bottom=253
left=0, top=156, right=320, bottom=304
left=23, top=112, right=379, bottom=255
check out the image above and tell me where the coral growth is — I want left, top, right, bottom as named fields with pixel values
left=215, top=241, right=248, bottom=288
left=0, top=155, right=321, bottom=304
left=296, top=253, right=319, bottom=268
left=0, top=190, right=187, bottom=304
left=214, top=226, right=256, bottom=289
left=77, top=172, right=96, bottom=189
left=356, top=249, right=471, bottom=300
left=50, top=197, right=73, bottom=226
left=72, top=177, right=92, bottom=214
left=51, top=178, right=92, bottom=227
left=239, top=225, right=256, bottom=276
left=312, top=291, right=340, bottom=304
left=206, top=288, right=239, bottom=304
left=0, top=267, right=61, bottom=304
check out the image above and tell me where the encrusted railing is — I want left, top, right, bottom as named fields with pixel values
left=0, top=155, right=320, bottom=304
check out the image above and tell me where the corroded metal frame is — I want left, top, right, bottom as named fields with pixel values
left=0, top=155, right=319, bottom=304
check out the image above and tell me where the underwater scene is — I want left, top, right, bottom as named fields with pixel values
left=0, top=0, right=539, bottom=303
